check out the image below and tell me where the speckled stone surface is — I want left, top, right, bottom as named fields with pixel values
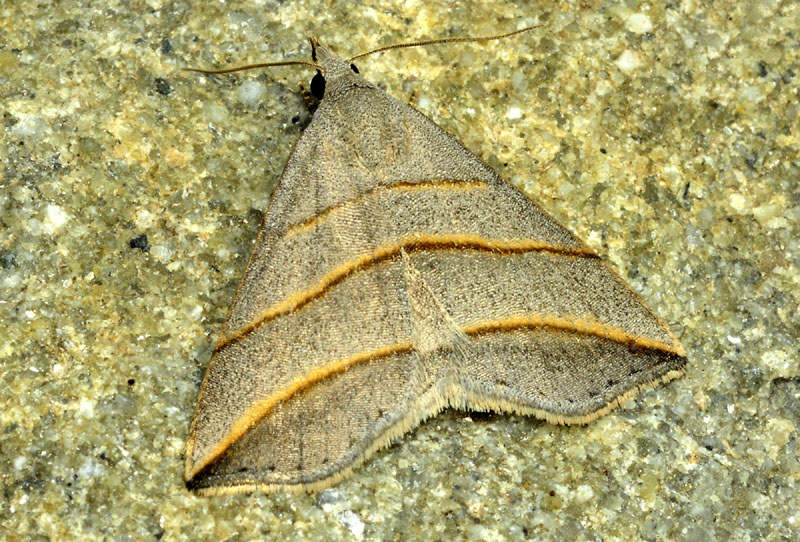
left=2, top=0, right=798, bottom=540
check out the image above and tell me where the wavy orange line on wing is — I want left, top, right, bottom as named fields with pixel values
left=190, top=313, right=680, bottom=479
left=462, top=314, right=685, bottom=357
left=185, top=341, right=414, bottom=480
left=214, top=234, right=598, bottom=351
left=287, top=179, right=489, bottom=236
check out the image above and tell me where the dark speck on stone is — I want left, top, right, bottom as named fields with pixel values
left=154, top=78, right=172, bottom=96
left=129, top=234, right=150, bottom=252
left=55, top=19, right=80, bottom=34
left=1, top=251, right=17, bottom=268
left=770, top=378, right=800, bottom=422
left=315, top=489, right=341, bottom=506
left=160, top=38, right=172, bottom=54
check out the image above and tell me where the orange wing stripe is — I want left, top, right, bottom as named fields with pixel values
left=215, top=234, right=597, bottom=351
left=286, top=179, right=489, bottom=236
left=189, top=314, right=681, bottom=479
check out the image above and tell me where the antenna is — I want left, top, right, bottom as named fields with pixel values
left=184, top=25, right=541, bottom=75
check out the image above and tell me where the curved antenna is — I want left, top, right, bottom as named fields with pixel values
left=348, top=24, right=542, bottom=62
left=183, top=60, right=321, bottom=76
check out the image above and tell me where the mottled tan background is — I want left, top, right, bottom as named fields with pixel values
left=1, top=0, right=797, bottom=540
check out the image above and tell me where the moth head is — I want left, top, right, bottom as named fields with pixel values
left=307, top=37, right=363, bottom=100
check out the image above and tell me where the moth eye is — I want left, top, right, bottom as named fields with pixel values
left=310, top=71, right=326, bottom=100
left=350, top=63, right=359, bottom=74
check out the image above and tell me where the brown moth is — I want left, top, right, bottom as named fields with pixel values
left=184, top=34, right=687, bottom=495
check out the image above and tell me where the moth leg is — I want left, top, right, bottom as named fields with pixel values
left=297, top=81, right=320, bottom=113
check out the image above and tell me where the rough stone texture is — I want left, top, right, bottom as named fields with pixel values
left=1, top=1, right=797, bottom=540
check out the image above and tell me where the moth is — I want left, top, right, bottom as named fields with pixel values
left=184, top=30, right=686, bottom=495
